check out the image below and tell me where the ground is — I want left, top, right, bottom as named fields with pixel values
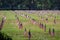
left=0, top=10, right=60, bottom=40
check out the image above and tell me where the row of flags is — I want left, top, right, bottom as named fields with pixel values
left=24, top=28, right=31, bottom=40
left=14, top=12, right=56, bottom=40
left=15, top=15, right=23, bottom=29
left=49, top=28, right=55, bottom=37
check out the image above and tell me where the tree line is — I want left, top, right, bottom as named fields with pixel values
left=0, top=0, right=60, bottom=10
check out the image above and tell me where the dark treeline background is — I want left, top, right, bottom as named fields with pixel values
left=0, top=0, right=60, bottom=10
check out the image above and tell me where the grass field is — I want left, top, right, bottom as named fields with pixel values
left=0, top=10, right=60, bottom=40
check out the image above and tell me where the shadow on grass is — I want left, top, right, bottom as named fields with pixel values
left=0, top=31, right=12, bottom=40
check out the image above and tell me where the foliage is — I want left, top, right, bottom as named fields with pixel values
left=0, top=0, right=60, bottom=10
left=0, top=31, right=12, bottom=40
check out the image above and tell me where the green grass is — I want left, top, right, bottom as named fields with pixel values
left=0, top=11, right=60, bottom=40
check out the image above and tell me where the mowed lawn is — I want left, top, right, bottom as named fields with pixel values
left=0, top=10, right=60, bottom=40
